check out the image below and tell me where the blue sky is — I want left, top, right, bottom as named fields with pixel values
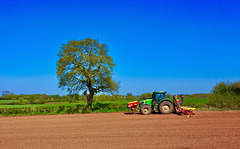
left=0, top=0, right=239, bottom=96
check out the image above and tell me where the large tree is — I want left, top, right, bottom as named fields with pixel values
left=56, top=38, right=119, bottom=110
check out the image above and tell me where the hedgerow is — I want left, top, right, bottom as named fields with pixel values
left=92, top=102, right=126, bottom=112
left=0, top=104, right=84, bottom=116
left=0, top=103, right=127, bottom=116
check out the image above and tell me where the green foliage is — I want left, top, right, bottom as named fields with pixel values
left=28, top=95, right=36, bottom=104
left=125, top=95, right=137, bottom=101
left=49, top=94, right=60, bottom=99
left=181, top=98, right=209, bottom=108
left=183, top=98, right=209, bottom=104
left=36, top=96, right=45, bottom=104
left=56, top=38, right=119, bottom=110
left=93, top=94, right=128, bottom=102
left=26, top=95, right=46, bottom=104
left=0, top=100, right=12, bottom=104
left=94, top=94, right=110, bottom=102
left=67, top=94, right=76, bottom=103
left=92, top=102, right=126, bottom=113
left=0, top=104, right=85, bottom=116
left=111, top=95, right=125, bottom=101
left=209, top=81, right=240, bottom=110
left=0, top=102, right=128, bottom=116
left=124, top=92, right=137, bottom=101
left=0, top=96, right=222, bottom=116
left=139, top=93, right=152, bottom=99
left=18, top=97, right=26, bottom=105
left=73, top=93, right=80, bottom=101
left=0, top=94, right=85, bottom=105
left=126, top=93, right=133, bottom=96
left=166, top=93, right=171, bottom=99
left=209, top=92, right=240, bottom=110
left=66, top=94, right=84, bottom=103
left=11, top=98, right=15, bottom=104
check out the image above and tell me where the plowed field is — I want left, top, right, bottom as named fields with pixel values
left=0, top=111, right=240, bottom=149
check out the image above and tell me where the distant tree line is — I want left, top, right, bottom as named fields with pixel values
left=0, top=92, right=140, bottom=105
left=0, top=90, right=212, bottom=105
left=0, top=93, right=78, bottom=105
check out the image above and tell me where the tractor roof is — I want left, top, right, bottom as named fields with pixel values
left=153, top=91, right=167, bottom=93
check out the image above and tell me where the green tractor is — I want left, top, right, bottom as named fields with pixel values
left=127, top=91, right=174, bottom=115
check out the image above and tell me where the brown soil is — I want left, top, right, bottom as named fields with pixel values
left=0, top=111, right=240, bottom=149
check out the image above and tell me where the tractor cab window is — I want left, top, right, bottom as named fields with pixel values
left=155, top=93, right=165, bottom=102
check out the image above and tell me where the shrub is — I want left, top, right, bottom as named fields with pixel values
left=11, top=98, right=16, bottom=104
left=18, top=97, right=25, bottom=105
left=166, top=93, right=171, bottom=99
left=209, top=81, right=240, bottom=110
left=28, top=95, right=36, bottom=104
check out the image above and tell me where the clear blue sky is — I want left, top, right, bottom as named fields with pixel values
left=0, top=0, right=239, bottom=96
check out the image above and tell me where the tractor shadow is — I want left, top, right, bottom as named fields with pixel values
left=124, top=111, right=186, bottom=116
left=124, top=111, right=160, bottom=115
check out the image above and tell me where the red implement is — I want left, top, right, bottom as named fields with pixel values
left=173, top=95, right=196, bottom=117
left=127, top=101, right=139, bottom=112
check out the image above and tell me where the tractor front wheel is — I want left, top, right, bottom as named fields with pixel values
left=141, top=105, right=152, bottom=115
left=159, top=101, right=173, bottom=114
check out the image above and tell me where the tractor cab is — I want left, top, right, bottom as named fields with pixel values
left=152, top=91, right=167, bottom=103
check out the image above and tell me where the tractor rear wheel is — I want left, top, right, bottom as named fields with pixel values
left=141, top=105, right=152, bottom=115
left=159, top=101, right=173, bottom=114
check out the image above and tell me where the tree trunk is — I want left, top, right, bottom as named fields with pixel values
left=86, top=90, right=94, bottom=111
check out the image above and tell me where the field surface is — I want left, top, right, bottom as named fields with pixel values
left=0, top=111, right=239, bottom=149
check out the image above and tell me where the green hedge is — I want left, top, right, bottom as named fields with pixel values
left=0, top=103, right=128, bottom=116
left=0, top=104, right=85, bottom=116
left=92, top=102, right=127, bottom=112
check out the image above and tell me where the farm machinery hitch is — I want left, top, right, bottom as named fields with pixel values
left=173, top=95, right=196, bottom=117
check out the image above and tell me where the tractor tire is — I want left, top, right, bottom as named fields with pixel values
left=158, top=101, right=173, bottom=114
left=141, top=105, right=152, bottom=115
